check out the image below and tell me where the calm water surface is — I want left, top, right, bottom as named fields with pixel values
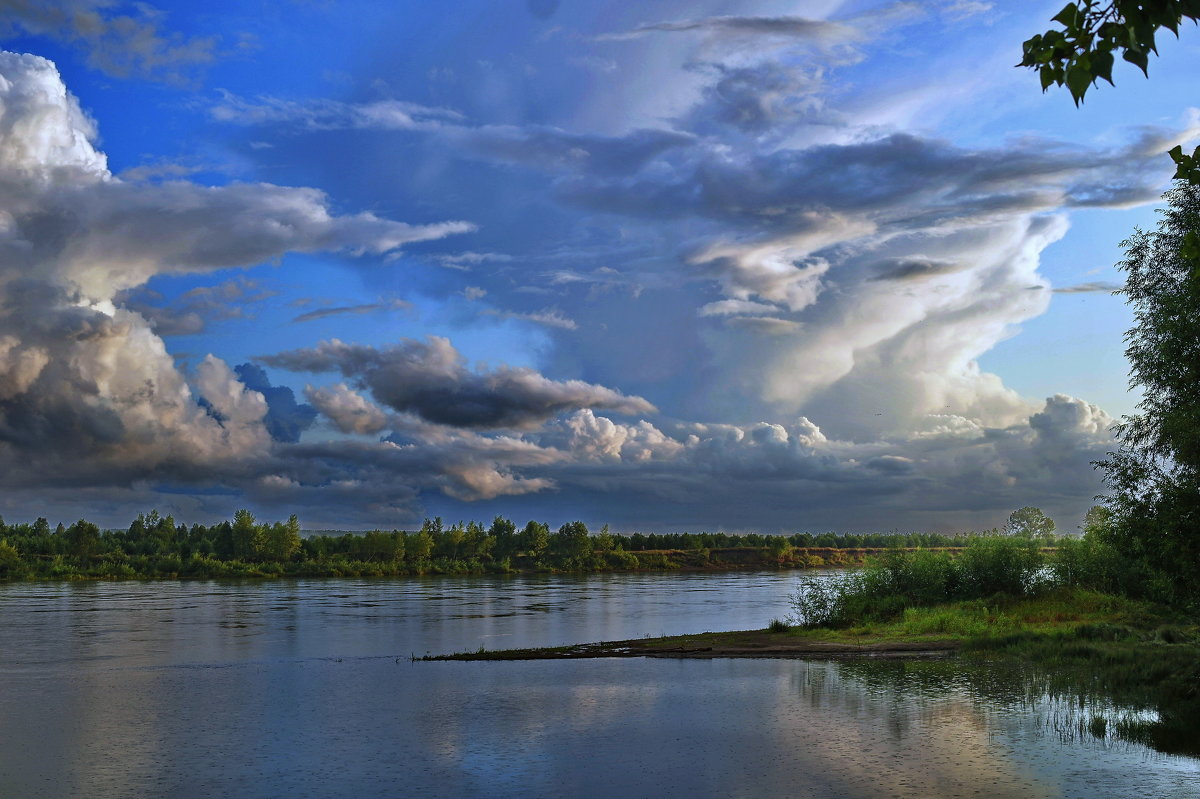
left=0, top=572, right=1195, bottom=798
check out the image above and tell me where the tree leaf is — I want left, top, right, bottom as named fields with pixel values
left=1065, top=64, right=1092, bottom=102
left=1092, top=49, right=1115, bottom=83
left=1052, top=3, right=1082, bottom=28
left=1122, top=47, right=1150, bottom=75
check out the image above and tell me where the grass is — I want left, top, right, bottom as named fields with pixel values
left=821, top=587, right=1173, bottom=642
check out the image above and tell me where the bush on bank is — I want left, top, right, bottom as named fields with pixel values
left=790, top=532, right=1178, bottom=628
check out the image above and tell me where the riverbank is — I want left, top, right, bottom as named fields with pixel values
left=422, top=588, right=1197, bottom=662
left=423, top=630, right=960, bottom=660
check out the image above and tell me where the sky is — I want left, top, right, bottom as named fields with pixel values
left=0, top=0, right=1196, bottom=533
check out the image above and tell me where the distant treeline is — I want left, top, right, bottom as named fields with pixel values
left=0, top=510, right=1043, bottom=580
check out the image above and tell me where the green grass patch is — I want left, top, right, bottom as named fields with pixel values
left=785, top=587, right=1182, bottom=645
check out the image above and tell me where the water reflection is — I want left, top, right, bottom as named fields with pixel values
left=835, top=655, right=1200, bottom=760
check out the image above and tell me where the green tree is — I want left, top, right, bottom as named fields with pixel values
left=1004, top=506, right=1056, bottom=540
left=1097, top=184, right=1200, bottom=603
left=0, top=538, right=20, bottom=575
left=554, top=521, right=591, bottom=558
left=65, top=519, right=101, bottom=559
left=1021, top=2, right=1200, bottom=182
left=407, top=529, right=433, bottom=563
left=230, top=509, right=263, bottom=561
left=520, top=521, right=550, bottom=559
left=594, top=523, right=615, bottom=552
left=443, top=522, right=466, bottom=560
left=262, top=514, right=302, bottom=562
left=489, top=515, right=517, bottom=556
left=1082, top=504, right=1113, bottom=536
left=463, top=521, right=492, bottom=560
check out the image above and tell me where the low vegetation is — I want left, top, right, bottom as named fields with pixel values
left=789, top=517, right=1182, bottom=631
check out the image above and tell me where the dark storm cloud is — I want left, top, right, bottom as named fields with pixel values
left=260, top=337, right=655, bottom=430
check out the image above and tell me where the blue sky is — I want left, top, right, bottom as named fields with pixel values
left=0, top=0, right=1195, bottom=532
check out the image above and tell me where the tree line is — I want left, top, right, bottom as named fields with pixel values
left=0, top=507, right=1069, bottom=581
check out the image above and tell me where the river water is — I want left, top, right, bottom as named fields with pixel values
left=0, top=572, right=1195, bottom=798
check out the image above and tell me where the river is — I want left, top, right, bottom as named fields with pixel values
left=0, top=572, right=1195, bottom=798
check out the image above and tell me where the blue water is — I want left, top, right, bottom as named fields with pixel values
left=0, top=573, right=1195, bottom=798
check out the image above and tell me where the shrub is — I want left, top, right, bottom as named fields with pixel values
left=605, top=550, right=640, bottom=570
left=791, top=535, right=1054, bottom=628
left=789, top=572, right=862, bottom=627
left=864, top=548, right=960, bottom=606
left=957, top=535, right=1044, bottom=597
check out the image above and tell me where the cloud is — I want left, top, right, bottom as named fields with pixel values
left=210, top=93, right=465, bottom=131
left=597, top=15, right=858, bottom=43
left=481, top=308, right=577, bottom=330
left=548, top=112, right=1184, bottom=439
left=304, top=383, right=389, bottom=436
left=291, top=300, right=411, bottom=324
left=698, top=299, right=781, bottom=317
left=212, top=91, right=694, bottom=176
left=432, top=251, right=513, bottom=271
left=0, top=0, right=217, bottom=82
left=519, top=395, right=1114, bottom=531
left=261, top=337, right=654, bottom=430
left=870, top=258, right=965, bottom=282
left=681, top=61, right=832, bottom=135
left=117, top=159, right=203, bottom=182
left=117, top=277, right=274, bottom=336
left=0, top=51, right=471, bottom=490
left=941, top=0, right=994, bottom=20
left=1052, top=281, right=1121, bottom=294
left=560, top=131, right=1178, bottom=227
left=547, top=266, right=646, bottom=298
